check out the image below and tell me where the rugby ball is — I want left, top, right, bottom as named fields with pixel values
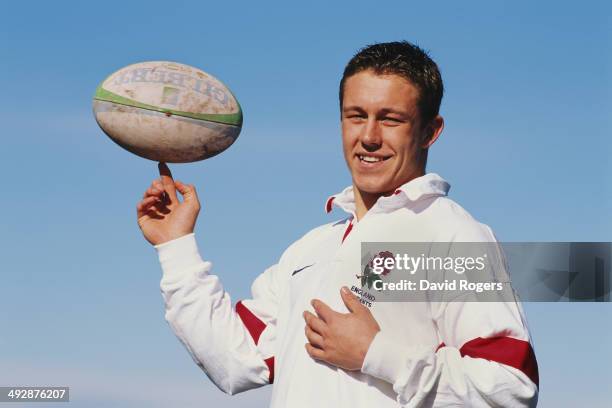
left=93, top=61, right=242, bottom=163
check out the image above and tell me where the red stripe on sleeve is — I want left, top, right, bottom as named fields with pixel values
left=235, top=302, right=276, bottom=383
left=235, top=301, right=266, bottom=345
left=459, top=337, right=539, bottom=387
left=264, top=357, right=275, bottom=383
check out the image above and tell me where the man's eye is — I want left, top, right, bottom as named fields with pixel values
left=347, top=114, right=366, bottom=120
left=382, top=117, right=401, bottom=123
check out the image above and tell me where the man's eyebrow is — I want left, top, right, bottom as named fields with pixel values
left=342, top=105, right=366, bottom=112
left=342, top=106, right=410, bottom=116
left=379, top=108, right=410, bottom=116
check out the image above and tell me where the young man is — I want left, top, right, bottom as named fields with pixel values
left=137, top=42, right=539, bottom=407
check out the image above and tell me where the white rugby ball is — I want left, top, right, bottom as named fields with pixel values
left=93, top=61, right=242, bottom=163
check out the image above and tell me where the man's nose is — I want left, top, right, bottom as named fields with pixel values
left=361, top=119, right=382, bottom=151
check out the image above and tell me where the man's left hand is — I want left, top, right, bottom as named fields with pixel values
left=303, top=286, right=381, bottom=371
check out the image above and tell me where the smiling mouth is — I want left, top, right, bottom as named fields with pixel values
left=357, top=154, right=391, bottom=163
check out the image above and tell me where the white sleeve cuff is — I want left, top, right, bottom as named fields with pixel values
left=361, top=330, right=433, bottom=386
left=155, top=233, right=209, bottom=278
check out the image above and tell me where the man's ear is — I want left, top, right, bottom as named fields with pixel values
left=420, top=115, right=444, bottom=148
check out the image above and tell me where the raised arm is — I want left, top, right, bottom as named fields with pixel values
left=137, top=163, right=277, bottom=394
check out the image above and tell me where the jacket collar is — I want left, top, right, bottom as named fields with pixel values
left=325, top=173, right=450, bottom=216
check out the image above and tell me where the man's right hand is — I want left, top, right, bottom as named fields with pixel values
left=137, top=162, right=201, bottom=246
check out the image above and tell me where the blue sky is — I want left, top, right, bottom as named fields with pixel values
left=0, top=0, right=610, bottom=406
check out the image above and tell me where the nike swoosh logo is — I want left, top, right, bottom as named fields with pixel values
left=292, top=264, right=314, bottom=276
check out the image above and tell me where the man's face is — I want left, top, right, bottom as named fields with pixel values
left=341, top=70, right=436, bottom=195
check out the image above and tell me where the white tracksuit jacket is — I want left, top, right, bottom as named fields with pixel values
left=156, top=173, right=539, bottom=407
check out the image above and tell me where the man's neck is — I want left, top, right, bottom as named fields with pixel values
left=353, top=188, right=381, bottom=221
